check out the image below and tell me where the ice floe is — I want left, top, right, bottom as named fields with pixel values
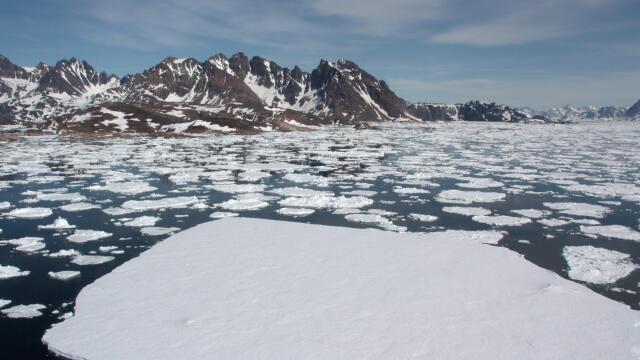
left=409, top=213, right=438, bottom=222
left=87, top=181, right=157, bottom=195
left=442, top=206, right=491, bottom=216
left=472, top=215, right=532, bottom=227
left=543, top=202, right=610, bottom=219
left=48, top=271, right=81, bottom=281
left=2, top=304, right=45, bottom=318
left=0, top=265, right=30, bottom=279
left=276, top=208, right=315, bottom=217
left=123, top=216, right=160, bottom=227
left=43, top=218, right=640, bottom=359
left=71, top=255, right=115, bottom=266
left=580, top=225, right=640, bottom=242
left=122, top=197, right=199, bottom=211
left=563, top=246, right=638, bottom=284
left=5, top=207, right=52, bottom=219
left=436, top=190, right=505, bottom=204
left=38, top=217, right=76, bottom=230
left=140, top=227, right=181, bottom=236
left=67, top=230, right=112, bottom=244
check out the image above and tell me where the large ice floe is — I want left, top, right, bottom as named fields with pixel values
left=43, top=218, right=640, bottom=359
left=563, top=246, right=638, bottom=284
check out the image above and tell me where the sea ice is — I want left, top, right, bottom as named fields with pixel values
left=472, top=215, right=532, bottom=227
left=215, top=198, right=269, bottom=211
left=48, top=271, right=81, bottom=281
left=38, top=217, right=76, bottom=230
left=209, top=212, right=239, bottom=219
left=71, top=255, right=115, bottom=266
left=442, top=206, right=491, bottom=216
left=563, top=246, right=638, bottom=284
left=123, top=216, right=160, bottom=227
left=122, top=197, right=199, bottom=211
left=511, top=209, right=547, bottom=219
left=67, top=230, right=112, bottom=244
left=5, top=207, right=52, bottom=219
left=0, top=265, right=30, bottom=279
left=543, top=202, right=610, bottom=219
left=580, top=225, right=640, bottom=242
left=43, top=218, right=640, bottom=359
left=87, top=181, right=157, bottom=195
left=409, top=213, right=438, bottom=222
left=436, top=190, right=505, bottom=204
left=140, top=227, right=181, bottom=236
left=59, top=202, right=100, bottom=212
left=2, top=304, right=45, bottom=319
left=276, top=208, right=315, bottom=217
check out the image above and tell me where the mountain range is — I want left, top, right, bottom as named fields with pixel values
left=1, top=54, right=638, bottom=134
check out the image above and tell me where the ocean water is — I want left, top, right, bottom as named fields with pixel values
left=0, top=121, right=639, bottom=359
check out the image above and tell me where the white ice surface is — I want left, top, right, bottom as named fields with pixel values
left=436, top=190, right=505, bottom=204
left=5, top=207, right=52, bottom=219
left=472, top=215, right=532, bottom=227
left=563, top=246, right=638, bottom=284
left=0, top=265, right=30, bottom=279
left=2, top=304, right=45, bottom=318
left=543, top=202, right=610, bottom=219
left=580, top=225, right=640, bottom=242
left=67, top=230, right=112, bottom=244
left=48, top=271, right=81, bottom=281
left=442, top=206, right=491, bottom=217
left=71, top=255, right=114, bottom=266
left=44, top=218, right=640, bottom=360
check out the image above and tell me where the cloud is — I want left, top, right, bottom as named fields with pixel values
left=75, top=0, right=634, bottom=50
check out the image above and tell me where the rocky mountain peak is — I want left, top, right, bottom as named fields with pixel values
left=36, top=58, right=118, bottom=96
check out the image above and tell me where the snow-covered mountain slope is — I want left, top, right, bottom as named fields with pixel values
left=537, top=105, right=632, bottom=122
left=0, top=53, right=419, bottom=134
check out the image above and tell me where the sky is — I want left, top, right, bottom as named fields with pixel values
left=1, top=0, right=639, bottom=109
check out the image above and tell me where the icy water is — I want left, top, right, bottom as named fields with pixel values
left=1, top=121, right=639, bottom=359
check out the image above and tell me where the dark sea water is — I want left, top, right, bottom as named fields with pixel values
left=0, top=122, right=639, bottom=359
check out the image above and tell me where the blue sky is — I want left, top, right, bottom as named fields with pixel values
left=2, top=0, right=639, bottom=109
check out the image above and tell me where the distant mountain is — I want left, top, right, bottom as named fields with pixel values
left=535, top=104, right=636, bottom=122
left=625, top=99, right=640, bottom=120
left=409, top=101, right=547, bottom=123
left=1, top=53, right=606, bottom=134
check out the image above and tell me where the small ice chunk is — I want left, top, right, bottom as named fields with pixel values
left=216, top=198, right=269, bottom=211
left=59, top=203, right=100, bottom=212
left=0, top=237, right=45, bottom=252
left=393, top=187, right=429, bottom=195
left=276, top=208, right=315, bottom=217
left=48, top=271, right=81, bottom=281
left=1, top=304, right=45, bottom=318
left=48, top=249, right=81, bottom=258
left=67, top=230, right=112, bottom=244
left=87, top=181, right=157, bottom=195
left=436, top=190, right=505, bottom=205
left=0, top=265, right=30, bottom=279
left=209, top=212, right=239, bottom=219
left=472, top=215, right=532, bottom=227
left=443, top=206, right=491, bottom=216
left=72, top=255, right=115, bottom=266
left=538, top=218, right=570, bottom=227
left=511, top=209, right=546, bottom=219
left=140, top=227, right=180, bottom=236
left=123, top=216, right=160, bottom=228
left=580, top=225, right=640, bottom=242
left=456, top=178, right=504, bottom=189
left=409, top=213, right=438, bottom=222
left=0, top=299, right=11, bottom=308
left=122, top=197, right=198, bottom=211
left=5, top=207, right=52, bottom=219
left=563, top=246, right=638, bottom=284
left=38, top=217, right=76, bottom=230
left=543, top=202, right=610, bottom=219
left=0, top=201, right=11, bottom=210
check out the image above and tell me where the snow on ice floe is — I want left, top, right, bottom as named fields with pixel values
left=140, top=227, right=180, bottom=236
left=38, top=217, right=76, bottom=230
left=67, top=230, right=112, bottom=244
left=456, top=178, right=504, bottom=189
left=87, top=181, right=157, bottom=195
left=268, top=187, right=333, bottom=198
left=71, top=255, right=115, bottom=266
left=538, top=218, right=570, bottom=227
left=123, top=216, right=160, bottom=227
left=122, top=196, right=199, bottom=211
left=0, top=237, right=45, bottom=252
left=35, top=192, right=86, bottom=202
left=209, top=211, right=239, bottom=219
left=59, top=202, right=100, bottom=212
left=208, top=184, right=266, bottom=194
left=435, top=190, right=505, bottom=204
left=48, top=249, right=80, bottom=258
left=276, top=207, right=315, bottom=217
left=472, top=215, right=532, bottom=227
left=48, top=271, right=81, bottom=281
left=2, top=304, right=45, bottom=319
left=4, top=207, right=52, bottom=219
left=442, top=206, right=491, bottom=216
left=278, top=195, right=373, bottom=209
left=0, top=299, right=10, bottom=308
left=0, top=265, right=30, bottom=279
left=511, top=209, right=547, bottom=219
left=344, top=213, right=406, bottom=232
left=43, top=218, right=640, bottom=360
left=563, top=246, right=638, bottom=284
left=580, top=225, right=640, bottom=242
left=543, top=202, right=610, bottom=218
left=0, top=201, right=10, bottom=210
left=215, top=198, right=269, bottom=211
left=393, top=187, right=429, bottom=195
left=409, top=213, right=438, bottom=222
